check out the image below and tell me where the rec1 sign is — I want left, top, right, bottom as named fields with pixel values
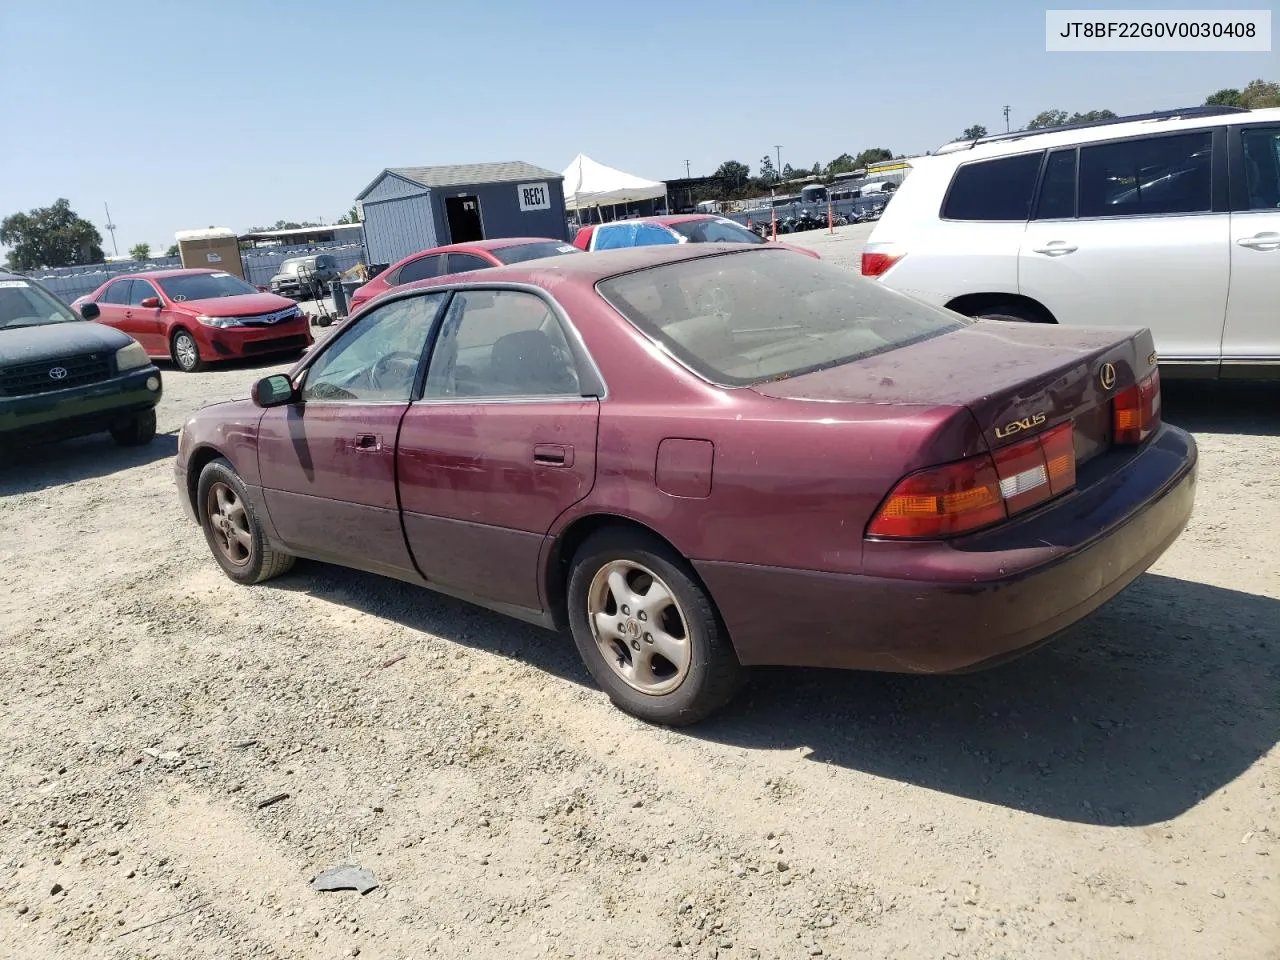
left=517, top=182, right=551, bottom=212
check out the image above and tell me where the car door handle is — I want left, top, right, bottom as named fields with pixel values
left=353, top=433, right=382, bottom=452
left=533, top=443, right=573, bottom=466
left=1237, top=232, right=1280, bottom=250
left=1031, top=242, right=1078, bottom=256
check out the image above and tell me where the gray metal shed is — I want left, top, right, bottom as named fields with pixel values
left=355, top=161, right=567, bottom=265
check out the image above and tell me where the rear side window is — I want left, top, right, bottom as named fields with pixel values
left=942, top=152, right=1043, bottom=221
left=1079, top=132, right=1212, bottom=217
left=444, top=253, right=493, bottom=274
left=394, top=254, right=443, bottom=285
left=1035, top=150, right=1077, bottom=219
left=100, top=280, right=132, bottom=304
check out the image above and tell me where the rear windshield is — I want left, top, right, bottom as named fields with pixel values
left=158, top=272, right=258, bottom=301
left=490, top=241, right=581, bottom=265
left=668, top=218, right=766, bottom=245
left=597, top=249, right=964, bottom=386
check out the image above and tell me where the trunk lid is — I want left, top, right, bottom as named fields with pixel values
left=751, top=320, right=1158, bottom=459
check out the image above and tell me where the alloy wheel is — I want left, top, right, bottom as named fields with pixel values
left=586, top=560, right=692, bottom=696
left=206, top=482, right=252, bottom=567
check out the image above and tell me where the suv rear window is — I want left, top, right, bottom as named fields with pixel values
left=1079, top=132, right=1213, bottom=217
left=942, top=152, right=1043, bottom=221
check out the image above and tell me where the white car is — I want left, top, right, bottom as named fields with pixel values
left=862, top=105, right=1280, bottom=379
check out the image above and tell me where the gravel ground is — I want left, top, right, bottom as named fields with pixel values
left=1, top=227, right=1277, bottom=960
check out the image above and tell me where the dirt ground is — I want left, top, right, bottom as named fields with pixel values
left=1, top=225, right=1277, bottom=960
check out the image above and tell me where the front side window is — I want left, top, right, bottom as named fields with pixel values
left=942, top=152, right=1044, bottom=221
left=301, top=293, right=445, bottom=402
left=1079, top=132, right=1212, bottom=217
left=424, top=290, right=581, bottom=399
left=128, top=279, right=161, bottom=306
left=1240, top=126, right=1280, bottom=210
left=598, top=248, right=963, bottom=387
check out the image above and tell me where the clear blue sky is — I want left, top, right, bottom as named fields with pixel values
left=1, top=0, right=1274, bottom=253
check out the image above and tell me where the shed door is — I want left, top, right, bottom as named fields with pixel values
left=445, top=195, right=484, bottom=243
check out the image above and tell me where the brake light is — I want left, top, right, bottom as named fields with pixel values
left=860, top=244, right=903, bottom=277
left=868, top=422, right=1077, bottom=539
left=1113, top=369, right=1161, bottom=445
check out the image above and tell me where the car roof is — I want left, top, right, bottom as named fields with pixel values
left=925, top=105, right=1280, bottom=168
left=105, top=268, right=225, bottom=281
left=396, top=243, right=780, bottom=296
left=597, top=214, right=712, bottom=227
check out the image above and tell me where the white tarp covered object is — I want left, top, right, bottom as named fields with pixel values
left=560, top=153, right=666, bottom=210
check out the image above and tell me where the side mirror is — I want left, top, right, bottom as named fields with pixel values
left=140, top=297, right=161, bottom=309
left=79, top=301, right=101, bottom=320
left=252, top=373, right=298, bottom=408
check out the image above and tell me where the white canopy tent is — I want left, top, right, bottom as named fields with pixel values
left=560, top=153, right=667, bottom=211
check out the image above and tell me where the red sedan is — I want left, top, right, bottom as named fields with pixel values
left=75, top=269, right=312, bottom=372
left=347, top=237, right=580, bottom=313
left=175, top=245, right=1196, bottom=725
left=572, top=213, right=820, bottom=259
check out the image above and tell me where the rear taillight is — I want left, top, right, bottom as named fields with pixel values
left=1113, top=369, right=1161, bottom=445
left=868, top=422, right=1077, bottom=539
left=860, top=243, right=903, bottom=277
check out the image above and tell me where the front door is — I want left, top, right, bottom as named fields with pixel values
left=444, top=195, right=484, bottom=243
left=397, top=288, right=599, bottom=612
left=1019, top=130, right=1230, bottom=361
left=123, top=277, right=166, bottom=353
left=255, top=291, right=447, bottom=579
left=1223, top=123, right=1280, bottom=370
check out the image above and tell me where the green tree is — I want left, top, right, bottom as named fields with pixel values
left=781, top=163, right=797, bottom=180
left=1027, top=109, right=1069, bottom=129
left=335, top=205, right=361, bottom=225
left=823, top=153, right=859, bottom=177
left=129, top=242, right=151, bottom=261
left=1240, top=78, right=1280, bottom=108
left=759, top=154, right=777, bottom=183
left=165, top=243, right=180, bottom=258
left=1067, top=109, right=1117, bottom=123
left=1206, top=87, right=1243, bottom=107
left=0, top=199, right=104, bottom=270
left=852, top=148, right=894, bottom=169
left=960, top=124, right=988, bottom=140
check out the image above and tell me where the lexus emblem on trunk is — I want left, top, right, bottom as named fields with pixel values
left=1099, top=362, right=1116, bottom=391
left=48, top=366, right=68, bottom=380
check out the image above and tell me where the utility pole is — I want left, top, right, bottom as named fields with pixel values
left=1003, top=105, right=1011, bottom=132
left=684, top=159, right=691, bottom=178
left=103, top=202, right=119, bottom=258
left=774, top=145, right=783, bottom=182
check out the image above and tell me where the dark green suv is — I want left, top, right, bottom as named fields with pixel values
left=0, top=271, right=162, bottom=449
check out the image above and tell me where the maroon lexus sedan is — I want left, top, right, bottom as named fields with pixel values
left=174, top=244, right=1196, bottom=725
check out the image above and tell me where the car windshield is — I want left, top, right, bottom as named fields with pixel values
left=0, top=279, right=80, bottom=330
left=158, top=272, right=258, bottom=302
left=668, top=218, right=766, bottom=245
left=490, top=241, right=582, bottom=265
left=597, top=249, right=964, bottom=386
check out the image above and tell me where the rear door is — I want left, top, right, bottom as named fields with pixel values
left=255, top=291, right=447, bottom=579
left=1223, top=121, right=1280, bottom=371
left=396, top=288, right=600, bottom=612
left=1019, top=128, right=1230, bottom=362
left=93, top=278, right=133, bottom=333
left=123, top=277, right=165, bottom=353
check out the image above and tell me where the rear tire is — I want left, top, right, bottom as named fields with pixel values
left=196, top=457, right=295, bottom=585
left=110, top=408, right=156, bottom=447
left=566, top=528, right=745, bottom=726
left=171, top=330, right=205, bottom=372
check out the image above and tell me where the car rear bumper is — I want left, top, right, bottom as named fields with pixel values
left=0, top=366, right=162, bottom=444
left=694, top=423, right=1198, bottom=673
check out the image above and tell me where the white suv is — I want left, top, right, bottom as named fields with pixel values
left=863, top=105, right=1280, bottom=379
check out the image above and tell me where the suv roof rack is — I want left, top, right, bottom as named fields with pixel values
left=934, top=105, right=1250, bottom=155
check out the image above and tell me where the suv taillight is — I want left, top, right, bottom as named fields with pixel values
left=1112, top=370, right=1161, bottom=445
left=868, top=423, right=1077, bottom=539
left=860, top=243, right=903, bottom=277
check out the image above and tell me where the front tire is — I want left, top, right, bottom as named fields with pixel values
left=566, top=528, right=745, bottom=726
left=171, top=330, right=205, bottom=372
left=110, top=408, right=157, bottom=447
left=196, top=457, right=295, bottom=585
